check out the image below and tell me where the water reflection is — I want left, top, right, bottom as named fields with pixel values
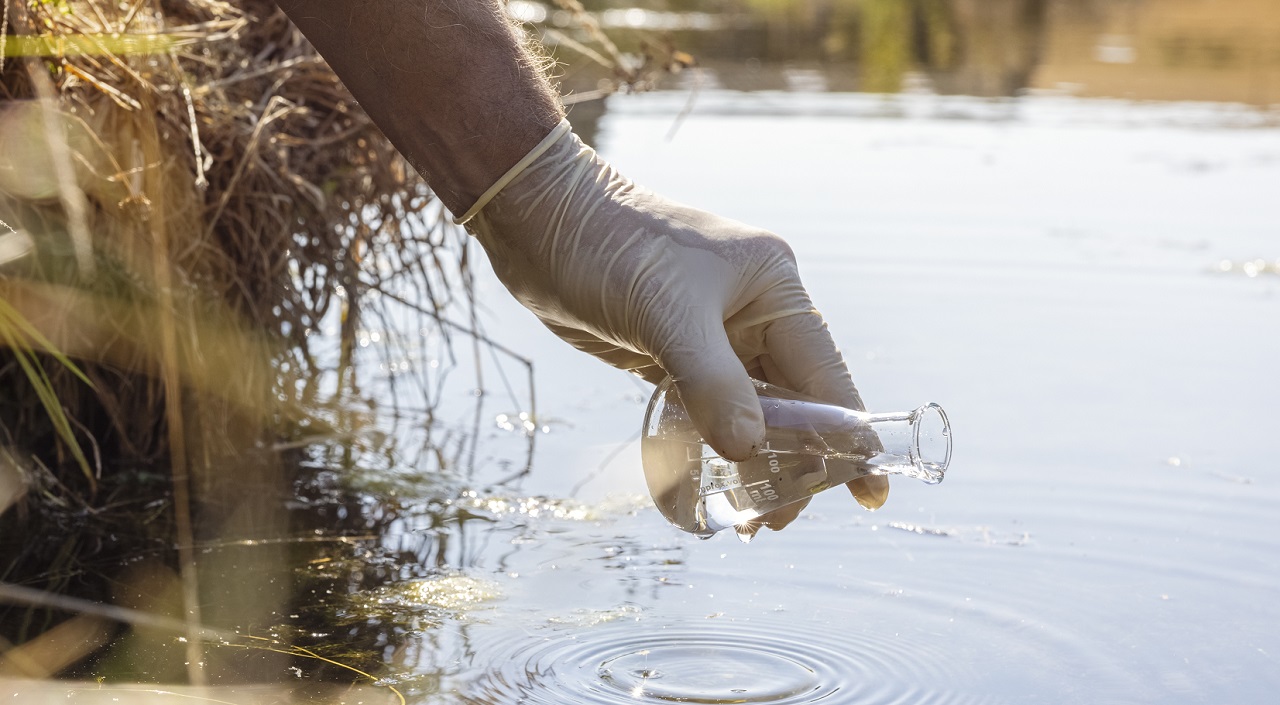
left=550, top=0, right=1280, bottom=143
left=4, top=3, right=1278, bottom=703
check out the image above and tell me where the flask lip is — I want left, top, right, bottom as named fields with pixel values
left=910, top=403, right=951, bottom=483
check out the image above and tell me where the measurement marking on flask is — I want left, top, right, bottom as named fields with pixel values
left=744, top=479, right=779, bottom=502
left=699, top=476, right=740, bottom=496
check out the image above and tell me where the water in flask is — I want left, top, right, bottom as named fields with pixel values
left=641, top=377, right=951, bottom=539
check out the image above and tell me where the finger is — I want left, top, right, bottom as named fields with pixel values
left=627, top=362, right=668, bottom=386
left=754, top=354, right=793, bottom=392
left=760, top=496, right=811, bottom=531
left=845, top=474, right=890, bottom=510
left=750, top=355, right=823, bottom=530
left=764, top=312, right=890, bottom=507
left=657, top=318, right=765, bottom=463
left=763, top=312, right=863, bottom=410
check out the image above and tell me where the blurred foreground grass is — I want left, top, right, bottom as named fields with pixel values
left=0, top=0, right=678, bottom=695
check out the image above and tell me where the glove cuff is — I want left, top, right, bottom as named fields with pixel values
left=453, top=119, right=573, bottom=226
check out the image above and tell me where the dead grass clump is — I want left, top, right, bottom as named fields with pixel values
left=0, top=0, right=455, bottom=490
left=0, top=0, right=689, bottom=684
left=0, top=0, right=461, bottom=675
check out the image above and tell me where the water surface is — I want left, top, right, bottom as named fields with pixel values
left=6, top=2, right=1280, bottom=702
left=299, top=89, right=1280, bottom=704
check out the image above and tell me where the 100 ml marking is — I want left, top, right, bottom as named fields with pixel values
left=745, top=449, right=782, bottom=502
left=696, top=446, right=783, bottom=501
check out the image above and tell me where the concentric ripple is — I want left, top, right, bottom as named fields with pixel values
left=597, top=643, right=818, bottom=703
left=459, top=617, right=993, bottom=705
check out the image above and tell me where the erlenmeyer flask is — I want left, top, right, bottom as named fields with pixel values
left=641, top=377, right=951, bottom=537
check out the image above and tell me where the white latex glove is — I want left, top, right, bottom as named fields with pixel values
left=462, top=122, right=889, bottom=516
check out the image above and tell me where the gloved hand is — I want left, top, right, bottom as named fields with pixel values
left=461, top=122, right=889, bottom=522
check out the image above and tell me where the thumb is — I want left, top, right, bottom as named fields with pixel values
left=657, top=325, right=765, bottom=463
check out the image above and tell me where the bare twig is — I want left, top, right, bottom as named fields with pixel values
left=548, top=0, right=632, bottom=78
left=175, top=64, right=208, bottom=189
left=203, top=95, right=297, bottom=240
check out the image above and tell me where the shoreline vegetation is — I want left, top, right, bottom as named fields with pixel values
left=0, top=0, right=461, bottom=688
left=0, top=0, right=684, bottom=692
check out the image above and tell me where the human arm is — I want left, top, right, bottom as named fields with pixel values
left=274, top=0, right=562, bottom=215
left=273, top=0, right=888, bottom=518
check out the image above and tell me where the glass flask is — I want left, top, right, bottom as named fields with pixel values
left=641, top=377, right=951, bottom=538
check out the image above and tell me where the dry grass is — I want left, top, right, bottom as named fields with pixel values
left=0, top=0, right=687, bottom=688
left=0, top=0, right=464, bottom=685
left=0, top=0, right=462, bottom=493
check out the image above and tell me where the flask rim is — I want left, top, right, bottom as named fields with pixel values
left=909, top=402, right=951, bottom=483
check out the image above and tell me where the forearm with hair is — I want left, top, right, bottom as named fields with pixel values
left=275, top=0, right=564, bottom=215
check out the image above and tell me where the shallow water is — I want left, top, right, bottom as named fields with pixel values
left=20, top=87, right=1268, bottom=705
left=4, top=3, right=1278, bottom=702
left=297, top=90, right=1280, bottom=704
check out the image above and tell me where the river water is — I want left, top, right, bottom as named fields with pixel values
left=299, top=89, right=1279, bottom=704
left=19, top=85, right=1270, bottom=705
left=4, top=3, right=1280, bottom=703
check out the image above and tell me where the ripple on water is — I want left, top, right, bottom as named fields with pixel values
left=599, top=644, right=816, bottom=703
left=459, top=617, right=997, bottom=705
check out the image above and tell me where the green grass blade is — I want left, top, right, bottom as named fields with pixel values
left=0, top=297, right=97, bottom=489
